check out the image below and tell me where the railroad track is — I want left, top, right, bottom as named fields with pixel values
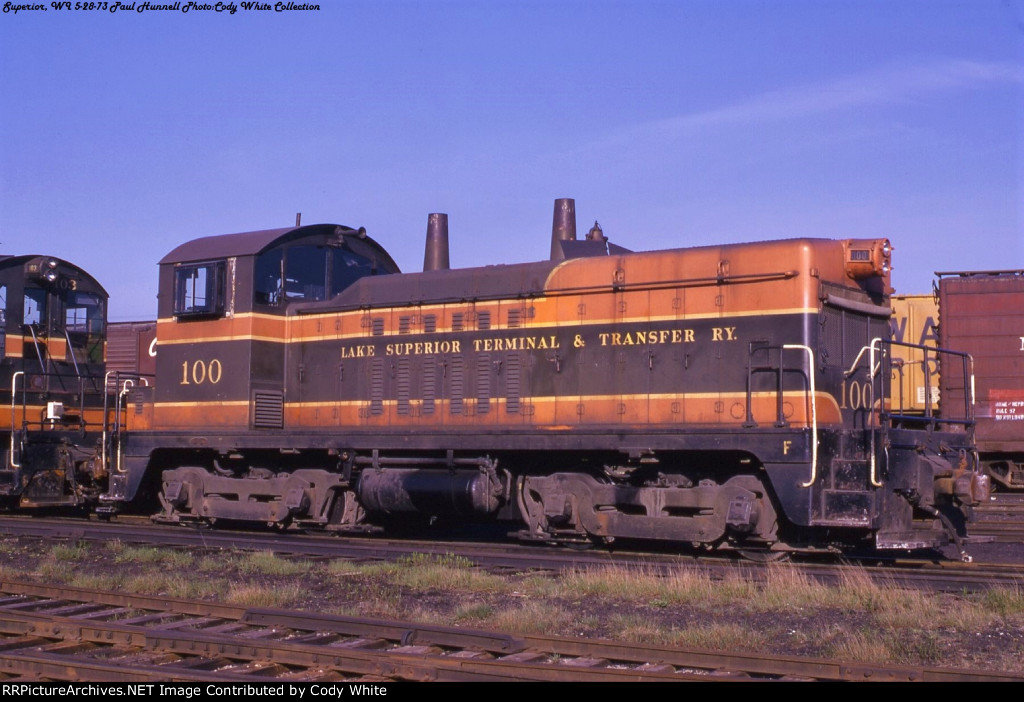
left=0, top=579, right=1018, bottom=682
left=971, top=492, right=1024, bottom=542
left=0, top=516, right=1021, bottom=593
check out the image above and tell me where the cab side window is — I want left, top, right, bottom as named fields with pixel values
left=173, top=261, right=226, bottom=317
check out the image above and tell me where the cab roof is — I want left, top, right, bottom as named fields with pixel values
left=159, top=223, right=400, bottom=273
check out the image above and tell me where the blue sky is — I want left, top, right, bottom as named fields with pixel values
left=1, top=0, right=1021, bottom=320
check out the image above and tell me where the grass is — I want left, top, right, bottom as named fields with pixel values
left=226, top=582, right=304, bottom=608
left=983, top=586, right=1024, bottom=616
left=230, top=550, right=313, bottom=576
left=107, top=541, right=194, bottom=568
left=486, top=600, right=574, bottom=635
left=2, top=540, right=1022, bottom=672
left=50, top=541, right=90, bottom=561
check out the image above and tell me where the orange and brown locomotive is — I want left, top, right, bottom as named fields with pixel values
left=1, top=201, right=991, bottom=558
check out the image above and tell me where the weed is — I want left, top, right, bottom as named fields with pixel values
left=122, top=573, right=223, bottom=600
left=67, top=572, right=122, bottom=591
left=674, top=622, right=767, bottom=652
left=110, top=544, right=193, bottom=568
left=488, top=601, right=571, bottom=635
left=226, top=582, right=303, bottom=608
left=233, top=551, right=312, bottom=576
left=453, top=602, right=495, bottom=623
left=983, top=586, right=1024, bottom=617
left=50, top=541, right=89, bottom=561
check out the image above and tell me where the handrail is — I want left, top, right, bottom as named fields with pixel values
left=867, top=337, right=885, bottom=487
left=867, top=338, right=976, bottom=487
left=783, top=345, right=818, bottom=489
left=881, top=338, right=975, bottom=425
left=9, top=372, right=23, bottom=469
left=25, top=326, right=47, bottom=375
left=24, top=325, right=69, bottom=392
left=115, top=379, right=135, bottom=475
left=102, top=371, right=115, bottom=474
left=844, top=342, right=881, bottom=379
left=62, top=327, right=82, bottom=379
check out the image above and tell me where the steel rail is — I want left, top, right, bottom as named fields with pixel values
left=0, top=579, right=1020, bottom=682
left=0, top=516, right=1021, bottom=592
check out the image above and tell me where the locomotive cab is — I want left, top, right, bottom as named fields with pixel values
left=151, top=224, right=400, bottom=434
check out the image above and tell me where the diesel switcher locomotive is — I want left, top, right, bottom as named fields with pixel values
left=2, top=200, right=991, bottom=559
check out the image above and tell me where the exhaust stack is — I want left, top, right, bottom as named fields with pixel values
left=550, top=198, right=576, bottom=261
left=423, top=213, right=450, bottom=272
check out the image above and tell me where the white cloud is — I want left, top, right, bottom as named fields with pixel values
left=600, top=59, right=1024, bottom=148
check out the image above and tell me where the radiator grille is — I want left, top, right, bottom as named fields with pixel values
left=450, top=355, right=464, bottom=415
left=370, top=359, right=384, bottom=415
left=253, top=391, right=284, bottom=429
left=476, top=354, right=491, bottom=414
left=397, top=358, right=410, bottom=415
left=506, top=353, right=520, bottom=414
left=422, top=356, right=436, bottom=414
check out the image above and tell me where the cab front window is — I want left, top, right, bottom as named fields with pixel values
left=254, top=244, right=380, bottom=308
left=24, top=287, right=46, bottom=327
left=64, top=291, right=105, bottom=364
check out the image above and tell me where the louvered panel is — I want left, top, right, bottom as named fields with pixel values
left=397, top=358, right=410, bottom=415
left=253, top=391, right=284, bottom=429
left=450, top=355, right=464, bottom=415
left=422, top=356, right=436, bottom=415
left=476, top=354, right=491, bottom=414
left=507, top=307, right=522, bottom=329
left=370, top=359, right=384, bottom=415
left=105, top=332, right=139, bottom=374
left=506, top=353, right=520, bottom=414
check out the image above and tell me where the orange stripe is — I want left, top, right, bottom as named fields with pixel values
left=152, top=403, right=250, bottom=428
left=148, top=392, right=842, bottom=431
left=4, top=337, right=23, bottom=358
left=282, top=393, right=842, bottom=429
left=1, top=407, right=109, bottom=429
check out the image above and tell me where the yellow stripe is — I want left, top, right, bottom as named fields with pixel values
left=154, top=306, right=818, bottom=346
left=153, top=400, right=250, bottom=408
left=157, top=312, right=283, bottom=325
left=156, top=335, right=288, bottom=346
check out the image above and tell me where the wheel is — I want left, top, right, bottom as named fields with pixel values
left=737, top=548, right=790, bottom=563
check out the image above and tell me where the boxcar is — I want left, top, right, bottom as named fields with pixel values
left=937, top=271, right=1024, bottom=489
